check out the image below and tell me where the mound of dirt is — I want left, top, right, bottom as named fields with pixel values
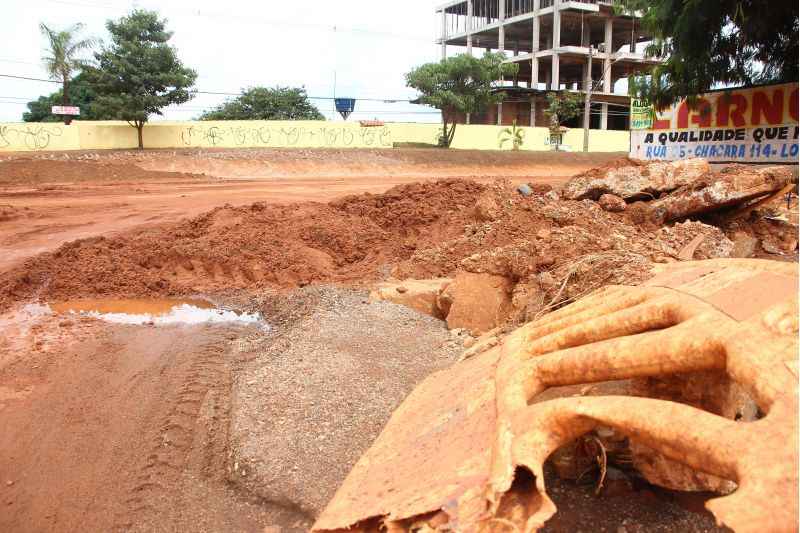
left=0, top=177, right=746, bottom=314
left=0, top=179, right=487, bottom=308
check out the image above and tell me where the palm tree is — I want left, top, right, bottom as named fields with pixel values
left=39, top=22, right=94, bottom=124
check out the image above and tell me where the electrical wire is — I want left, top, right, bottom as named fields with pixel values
left=0, top=74, right=417, bottom=103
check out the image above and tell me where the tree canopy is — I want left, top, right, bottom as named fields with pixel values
left=544, top=92, right=582, bottom=131
left=39, top=22, right=94, bottom=124
left=406, top=52, right=518, bottom=147
left=619, top=0, right=799, bottom=108
left=199, top=87, right=324, bottom=121
left=91, top=9, right=197, bottom=148
left=23, top=71, right=110, bottom=122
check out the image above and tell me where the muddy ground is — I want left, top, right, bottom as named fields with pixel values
left=0, top=148, right=794, bottom=533
left=0, top=148, right=619, bottom=272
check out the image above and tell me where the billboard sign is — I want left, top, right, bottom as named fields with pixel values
left=630, top=83, right=798, bottom=163
left=51, top=106, right=80, bottom=116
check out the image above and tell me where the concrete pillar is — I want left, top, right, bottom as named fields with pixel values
left=582, top=18, right=590, bottom=47
left=531, top=6, right=540, bottom=90
left=552, top=0, right=561, bottom=49
left=467, top=113, right=471, bottom=124
left=581, top=60, right=588, bottom=91
left=551, top=54, right=559, bottom=90
left=467, top=0, right=474, bottom=55
left=603, top=18, right=613, bottom=92
left=600, top=102, right=608, bottom=130
left=441, top=10, right=447, bottom=60
left=499, top=0, right=506, bottom=52
left=530, top=96, right=537, bottom=127
left=551, top=0, right=561, bottom=90
left=497, top=102, right=503, bottom=125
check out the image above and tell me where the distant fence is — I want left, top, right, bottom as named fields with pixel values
left=0, top=120, right=629, bottom=153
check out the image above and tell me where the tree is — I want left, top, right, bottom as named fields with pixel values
left=544, top=92, right=582, bottom=131
left=91, top=9, right=197, bottom=149
left=498, top=120, right=525, bottom=150
left=199, top=86, right=324, bottom=121
left=406, top=52, right=518, bottom=148
left=618, top=0, right=799, bottom=108
left=23, top=71, right=111, bottom=122
left=39, top=22, right=94, bottom=125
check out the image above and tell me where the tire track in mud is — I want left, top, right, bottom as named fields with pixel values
left=114, top=333, right=233, bottom=530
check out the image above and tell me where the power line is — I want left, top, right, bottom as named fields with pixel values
left=0, top=73, right=417, bottom=103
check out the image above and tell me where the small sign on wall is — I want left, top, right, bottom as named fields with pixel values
left=51, top=106, right=80, bottom=116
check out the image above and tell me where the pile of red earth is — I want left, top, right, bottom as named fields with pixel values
left=0, top=160, right=795, bottom=315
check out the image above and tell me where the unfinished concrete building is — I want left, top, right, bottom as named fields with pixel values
left=435, top=0, right=661, bottom=130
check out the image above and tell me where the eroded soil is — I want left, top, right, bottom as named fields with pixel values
left=0, top=149, right=794, bottom=533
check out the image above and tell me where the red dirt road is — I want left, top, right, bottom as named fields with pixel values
left=0, top=148, right=623, bottom=271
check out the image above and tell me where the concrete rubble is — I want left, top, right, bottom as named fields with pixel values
left=649, top=165, right=795, bottom=222
left=562, top=158, right=710, bottom=201
left=369, top=278, right=452, bottom=319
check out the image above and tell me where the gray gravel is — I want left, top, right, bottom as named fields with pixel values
left=229, top=285, right=462, bottom=518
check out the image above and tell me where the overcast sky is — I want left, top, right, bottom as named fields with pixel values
left=0, top=0, right=446, bottom=123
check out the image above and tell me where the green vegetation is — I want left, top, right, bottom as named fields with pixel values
left=23, top=72, right=109, bottom=122
left=618, top=0, right=799, bottom=108
left=498, top=120, right=524, bottom=150
left=544, top=92, right=582, bottom=131
left=91, top=10, right=197, bottom=149
left=38, top=22, right=94, bottom=124
left=199, top=87, right=324, bottom=121
left=406, top=52, right=518, bottom=147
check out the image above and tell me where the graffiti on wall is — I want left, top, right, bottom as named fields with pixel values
left=0, top=125, right=63, bottom=150
left=178, top=124, right=393, bottom=148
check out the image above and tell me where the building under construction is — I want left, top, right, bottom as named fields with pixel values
left=435, top=0, right=661, bottom=130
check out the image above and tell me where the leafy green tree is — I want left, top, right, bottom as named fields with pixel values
left=544, top=92, right=582, bottom=131
left=406, top=52, right=518, bottom=147
left=200, top=87, right=324, bottom=121
left=39, top=22, right=94, bottom=124
left=618, top=0, right=799, bottom=108
left=23, top=71, right=111, bottom=122
left=91, top=9, right=197, bottom=149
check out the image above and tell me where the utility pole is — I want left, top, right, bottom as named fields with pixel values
left=583, top=45, right=593, bottom=152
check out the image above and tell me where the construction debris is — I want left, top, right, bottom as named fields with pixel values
left=313, top=259, right=799, bottom=533
left=650, top=165, right=795, bottom=222
left=440, top=272, right=514, bottom=335
left=562, top=158, right=710, bottom=201
left=369, top=278, right=452, bottom=319
left=598, top=193, right=626, bottom=212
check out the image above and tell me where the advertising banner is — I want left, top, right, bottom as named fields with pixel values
left=630, top=83, right=798, bottom=163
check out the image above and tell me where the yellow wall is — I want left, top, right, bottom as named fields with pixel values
left=0, top=119, right=630, bottom=153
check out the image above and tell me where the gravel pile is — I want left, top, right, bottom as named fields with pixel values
left=229, top=285, right=463, bottom=517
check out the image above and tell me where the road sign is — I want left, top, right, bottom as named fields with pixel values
left=51, top=106, right=80, bottom=116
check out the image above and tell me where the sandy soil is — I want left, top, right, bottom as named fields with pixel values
left=0, top=148, right=623, bottom=272
left=0, top=149, right=790, bottom=533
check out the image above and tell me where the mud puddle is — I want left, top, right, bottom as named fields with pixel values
left=48, top=297, right=264, bottom=326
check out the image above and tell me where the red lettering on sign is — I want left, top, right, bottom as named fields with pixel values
left=790, top=88, right=799, bottom=122
left=716, top=93, right=747, bottom=127
left=676, top=99, right=712, bottom=128
left=652, top=117, right=671, bottom=129
left=751, top=89, right=784, bottom=125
